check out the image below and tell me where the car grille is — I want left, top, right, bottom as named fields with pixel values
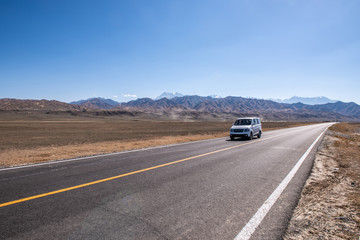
left=233, top=129, right=244, bottom=132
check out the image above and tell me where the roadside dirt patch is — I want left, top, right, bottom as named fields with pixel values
left=284, top=123, right=360, bottom=240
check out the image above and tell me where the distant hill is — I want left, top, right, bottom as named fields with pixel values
left=293, top=101, right=360, bottom=118
left=121, top=95, right=360, bottom=121
left=0, top=98, right=82, bottom=111
left=274, top=96, right=338, bottom=105
left=70, top=98, right=120, bottom=109
left=1, top=96, right=359, bottom=121
left=121, top=95, right=288, bottom=112
left=155, top=92, right=184, bottom=100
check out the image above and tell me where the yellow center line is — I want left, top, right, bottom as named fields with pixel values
left=0, top=136, right=279, bottom=208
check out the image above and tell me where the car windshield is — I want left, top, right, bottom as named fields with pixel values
left=234, top=119, right=252, bottom=125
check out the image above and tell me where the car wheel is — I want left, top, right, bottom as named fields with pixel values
left=249, top=132, right=253, bottom=140
left=258, top=131, right=262, bottom=138
left=230, top=136, right=234, bottom=141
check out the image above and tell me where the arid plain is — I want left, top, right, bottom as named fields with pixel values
left=0, top=112, right=311, bottom=167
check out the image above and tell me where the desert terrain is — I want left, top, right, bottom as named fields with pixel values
left=0, top=112, right=311, bottom=167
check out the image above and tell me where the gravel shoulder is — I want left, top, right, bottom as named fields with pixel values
left=284, top=123, right=360, bottom=239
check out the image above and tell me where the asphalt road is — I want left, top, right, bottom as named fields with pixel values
left=0, top=123, right=333, bottom=240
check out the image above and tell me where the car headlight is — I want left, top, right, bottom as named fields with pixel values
left=244, top=128, right=249, bottom=132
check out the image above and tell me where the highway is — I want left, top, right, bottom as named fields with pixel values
left=0, top=123, right=332, bottom=240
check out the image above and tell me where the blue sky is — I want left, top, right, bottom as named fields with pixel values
left=1, top=0, right=359, bottom=103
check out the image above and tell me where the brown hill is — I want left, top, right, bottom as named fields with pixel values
left=70, top=98, right=120, bottom=110
left=0, top=98, right=83, bottom=111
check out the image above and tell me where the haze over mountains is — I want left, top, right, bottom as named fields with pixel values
left=155, top=92, right=184, bottom=100
left=69, top=92, right=340, bottom=107
left=154, top=93, right=339, bottom=105
left=272, top=96, right=338, bottom=105
left=154, top=92, right=221, bottom=100
left=1, top=93, right=360, bottom=122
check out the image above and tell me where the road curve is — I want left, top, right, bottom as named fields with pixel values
left=0, top=123, right=333, bottom=240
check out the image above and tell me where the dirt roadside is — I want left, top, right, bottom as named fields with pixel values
left=284, top=123, right=360, bottom=239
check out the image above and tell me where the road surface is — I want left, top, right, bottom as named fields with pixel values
left=0, top=123, right=332, bottom=239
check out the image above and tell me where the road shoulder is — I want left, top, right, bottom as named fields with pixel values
left=284, top=123, right=360, bottom=239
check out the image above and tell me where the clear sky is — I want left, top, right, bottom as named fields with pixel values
left=1, top=0, right=359, bottom=103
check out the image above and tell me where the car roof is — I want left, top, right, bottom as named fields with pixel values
left=236, top=117, right=259, bottom=120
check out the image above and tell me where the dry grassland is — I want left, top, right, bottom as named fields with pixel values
left=284, top=123, right=360, bottom=240
left=0, top=117, right=314, bottom=167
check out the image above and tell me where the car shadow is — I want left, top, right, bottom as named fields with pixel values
left=225, top=138, right=251, bottom=142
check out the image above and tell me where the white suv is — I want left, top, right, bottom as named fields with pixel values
left=229, top=117, right=262, bottom=140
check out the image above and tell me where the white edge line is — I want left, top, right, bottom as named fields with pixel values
left=234, top=123, right=333, bottom=240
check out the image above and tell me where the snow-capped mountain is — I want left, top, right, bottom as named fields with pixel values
left=155, top=92, right=184, bottom=100
left=272, top=96, right=338, bottom=105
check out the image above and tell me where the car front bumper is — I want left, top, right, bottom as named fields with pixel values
left=230, top=132, right=250, bottom=138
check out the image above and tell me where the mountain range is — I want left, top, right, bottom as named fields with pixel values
left=119, top=96, right=360, bottom=121
left=1, top=95, right=359, bottom=121
left=69, top=93, right=340, bottom=108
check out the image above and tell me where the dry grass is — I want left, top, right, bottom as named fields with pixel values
left=0, top=115, right=315, bottom=167
left=284, top=123, right=360, bottom=240
left=0, top=134, right=228, bottom=167
left=0, top=119, right=231, bottom=150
